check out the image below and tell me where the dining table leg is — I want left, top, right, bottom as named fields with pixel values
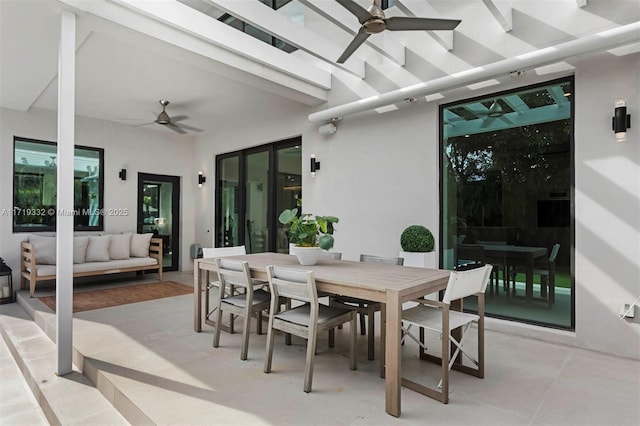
left=194, top=259, right=202, bottom=332
left=385, top=289, right=402, bottom=417
left=525, top=254, right=534, bottom=300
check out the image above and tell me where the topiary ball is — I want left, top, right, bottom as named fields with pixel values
left=400, top=225, right=434, bottom=252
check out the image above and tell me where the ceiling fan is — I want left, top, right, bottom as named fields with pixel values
left=478, top=100, right=513, bottom=127
left=335, top=0, right=461, bottom=63
left=150, top=100, right=202, bottom=134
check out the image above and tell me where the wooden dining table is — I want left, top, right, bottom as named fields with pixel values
left=474, top=244, right=548, bottom=300
left=193, top=252, right=451, bottom=417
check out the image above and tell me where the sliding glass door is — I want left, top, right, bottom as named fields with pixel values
left=440, top=77, right=574, bottom=329
left=216, top=137, right=301, bottom=253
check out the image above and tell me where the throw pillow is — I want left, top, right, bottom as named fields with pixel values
left=29, top=235, right=57, bottom=265
left=73, top=236, right=89, bottom=264
left=85, top=235, right=111, bottom=262
left=130, top=233, right=153, bottom=257
left=109, top=233, right=132, bottom=260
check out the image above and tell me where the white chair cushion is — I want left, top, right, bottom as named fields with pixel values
left=131, top=233, right=153, bottom=257
left=85, top=235, right=111, bottom=262
left=29, top=235, right=56, bottom=265
left=109, top=232, right=132, bottom=260
left=73, top=236, right=89, bottom=264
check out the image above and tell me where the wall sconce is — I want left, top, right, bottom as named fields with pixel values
left=318, top=122, right=337, bottom=136
left=198, top=171, right=206, bottom=187
left=310, top=155, right=320, bottom=177
left=613, top=99, right=631, bottom=142
left=118, top=168, right=127, bottom=181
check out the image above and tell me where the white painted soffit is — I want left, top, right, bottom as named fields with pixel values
left=308, top=21, right=640, bottom=123
left=60, top=0, right=331, bottom=99
left=205, top=0, right=366, bottom=78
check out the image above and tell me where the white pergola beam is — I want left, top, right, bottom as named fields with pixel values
left=205, top=0, right=365, bottom=78
left=60, top=0, right=331, bottom=97
left=309, top=21, right=640, bottom=122
left=481, top=0, right=513, bottom=32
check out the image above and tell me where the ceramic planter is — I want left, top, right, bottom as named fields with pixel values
left=292, top=246, right=324, bottom=265
left=399, top=250, right=437, bottom=269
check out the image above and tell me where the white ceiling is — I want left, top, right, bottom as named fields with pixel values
left=1, top=0, right=639, bottom=137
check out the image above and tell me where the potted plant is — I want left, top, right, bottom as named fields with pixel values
left=399, top=225, right=437, bottom=268
left=279, top=208, right=339, bottom=265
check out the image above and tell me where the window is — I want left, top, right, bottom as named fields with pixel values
left=13, top=137, right=104, bottom=232
left=440, top=77, right=574, bottom=330
left=215, top=137, right=301, bottom=253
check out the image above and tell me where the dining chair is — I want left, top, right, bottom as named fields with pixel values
left=401, top=264, right=492, bottom=404
left=476, top=240, right=508, bottom=295
left=202, top=245, right=262, bottom=333
left=212, top=258, right=271, bottom=360
left=263, top=265, right=357, bottom=393
left=509, top=243, right=560, bottom=304
left=455, top=244, right=485, bottom=268
left=329, top=254, right=404, bottom=361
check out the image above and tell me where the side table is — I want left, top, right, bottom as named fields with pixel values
left=0, top=265, right=14, bottom=304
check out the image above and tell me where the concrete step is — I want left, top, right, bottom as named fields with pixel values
left=0, top=301, right=129, bottom=425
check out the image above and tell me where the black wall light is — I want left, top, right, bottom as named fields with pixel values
left=310, top=155, right=320, bottom=177
left=198, top=171, right=206, bottom=187
left=613, top=99, right=631, bottom=142
left=118, top=168, right=127, bottom=181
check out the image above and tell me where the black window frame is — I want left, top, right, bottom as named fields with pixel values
left=214, top=136, right=301, bottom=251
left=438, top=76, right=576, bottom=331
left=12, top=136, right=105, bottom=233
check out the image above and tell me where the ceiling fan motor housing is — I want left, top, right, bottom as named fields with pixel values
left=364, top=19, right=386, bottom=33
left=156, top=111, right=171, bottom=124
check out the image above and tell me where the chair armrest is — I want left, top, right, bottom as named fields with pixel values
left=21, top=242, right=36, bottom=270
left=412, top=298, right=446, bottom=308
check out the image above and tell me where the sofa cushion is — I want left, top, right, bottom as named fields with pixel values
left=31, top=257, right=158, bottom=277
left=29, top=235, right=56, bottom=265
left=109, top=233, right=132, bottom=260
left=131, top=233, right=153, bottom=257
left=86, top=235, right=111, bottom=262
left=73, top=236, right=90, bottom=264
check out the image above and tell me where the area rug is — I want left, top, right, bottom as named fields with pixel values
left=38, top=281, right=192, bottom=313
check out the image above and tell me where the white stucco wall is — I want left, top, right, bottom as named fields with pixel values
left=0, top=107, right=197, bottom=279
left=194, top=53, right=639, bottom=360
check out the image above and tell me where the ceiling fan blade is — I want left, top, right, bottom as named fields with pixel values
left=174, top=122, right=203, bottom=132
left=337, top=28, right=371, bottom=63
left=169, top=115, right=190, bottom=123
left=166, top=123, right=187, bottom=134
left=384, top=17, right=461, bottom=31
left=335, top=0, right=373, bottom=24
left=131, top=121, right=155, bottom=127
